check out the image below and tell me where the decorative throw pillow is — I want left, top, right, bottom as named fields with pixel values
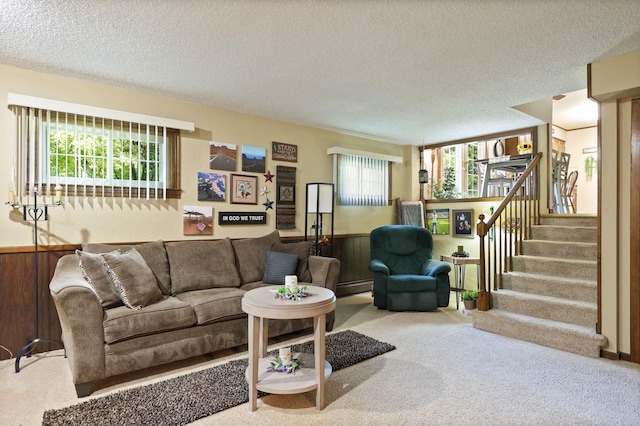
left=231, top=230, right=281, bottom=283
left=100, top=248, right=164, bottom=309
left=76, top=249, right=123, bottom=308
left=82, top=240, right=171, bottom=295
left=262, top=251, right=300, bottom=285
left=271, top=241, right=313, bottom=282
left=165, top=238, right=241, bottom=294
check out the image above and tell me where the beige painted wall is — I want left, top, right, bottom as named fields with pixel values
left=0, top=64, right=413, bottom=248
left=590, top=50, right=640, bottom=354
left=564, top=127, right=598, bottom=214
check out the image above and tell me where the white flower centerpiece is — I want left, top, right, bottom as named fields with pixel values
left=268, top=347, right=303, bottom=374
left=271, top=275, right=310, bottom=301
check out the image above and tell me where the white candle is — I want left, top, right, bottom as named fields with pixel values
left=279, top=347, right=291, bottom=364
left=8, top=190, right=15, bottom=204
left=55, top=184, right=63, bottom=203
left=285, top=275, right=298, bottom=292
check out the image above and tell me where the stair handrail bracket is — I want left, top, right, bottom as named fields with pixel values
left=476, top=152, right=543, bottom=311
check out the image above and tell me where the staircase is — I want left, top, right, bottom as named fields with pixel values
left=470, top=215, right=607, bottom=358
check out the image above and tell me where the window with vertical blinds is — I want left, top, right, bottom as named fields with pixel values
left=9, top=103, right=184, bottom=201
left=336, top=154, right=389, bottom=206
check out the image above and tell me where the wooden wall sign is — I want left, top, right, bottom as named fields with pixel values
left=272, top=141, right=297, bottom=162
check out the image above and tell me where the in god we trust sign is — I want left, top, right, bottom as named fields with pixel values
left=218, top=212, right=267, bottom=225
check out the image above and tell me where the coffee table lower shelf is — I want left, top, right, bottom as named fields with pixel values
left=246, top=352, right=332, bottom=394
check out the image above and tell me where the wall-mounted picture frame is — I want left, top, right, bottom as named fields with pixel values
left=209, top=141, right=237, bottom=171
left=197, top=172, right=226, bottom=201
left=453, top=209, right=474, bottom=238
left=426, top=208, right=450, bottom=235
left=230, top=174, right=258, bottom=204
left=183, top=205, right=213, bottom=235
left=241, top=145, right=266, bottom=173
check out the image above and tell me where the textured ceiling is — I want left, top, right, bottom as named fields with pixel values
left=1, top=1, right=639, bottom=145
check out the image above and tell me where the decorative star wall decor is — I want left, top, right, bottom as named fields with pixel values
left=263, top=170, right=274, bottom=182
left=263, top=198, right=273, bottom=210
left=260, top=186, right=270, bottom=197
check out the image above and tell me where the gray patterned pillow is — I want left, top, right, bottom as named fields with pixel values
left=262, top=251, right=299, bottom=285
left=76, top=249, right=123, bottom=308
left=100, top=249, right=164, bottom=309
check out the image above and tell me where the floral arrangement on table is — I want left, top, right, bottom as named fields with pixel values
left=516, top=141, right=532, bottom=154
left=271, top=285, right=310, bottom=301
left=268, top=355, right=303, bottom=374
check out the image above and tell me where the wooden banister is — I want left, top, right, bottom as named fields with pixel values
left=476, top=152, right=543, bottom=311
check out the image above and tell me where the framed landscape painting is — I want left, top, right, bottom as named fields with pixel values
left=426, top=208, right=450, bottom=236
left=241, top=145, right=266, bottom=173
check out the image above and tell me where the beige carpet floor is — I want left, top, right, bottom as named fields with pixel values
left=2, top=292, right=640, bottom=426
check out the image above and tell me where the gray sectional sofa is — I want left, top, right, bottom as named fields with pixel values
left=49, top=230, right=340, bottom=397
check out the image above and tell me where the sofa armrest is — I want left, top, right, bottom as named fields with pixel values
left=308, top=255, right=340, bottom=293
left=50, top=254, right=107, bottom=385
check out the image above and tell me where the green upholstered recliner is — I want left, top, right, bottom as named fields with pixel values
left=369, top=225, right=451, bottom=311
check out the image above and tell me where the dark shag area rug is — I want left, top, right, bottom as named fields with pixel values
left=42, top=330, right=395, bottom=426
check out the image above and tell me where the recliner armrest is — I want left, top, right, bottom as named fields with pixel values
left=369, top=259, right=390, bottom=275
left=422, top=259, right=451, bottom=276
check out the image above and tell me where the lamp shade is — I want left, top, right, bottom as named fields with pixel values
left=307, top=183, right=334, bottom=214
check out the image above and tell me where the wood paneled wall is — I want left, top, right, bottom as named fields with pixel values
left=0, top=234, right=373, bottom=361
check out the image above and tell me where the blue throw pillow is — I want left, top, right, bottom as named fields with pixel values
left=263, top=251, right=299, bottom=285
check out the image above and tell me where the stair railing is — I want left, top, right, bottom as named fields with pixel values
left=476, top=152, right=542, bottom=311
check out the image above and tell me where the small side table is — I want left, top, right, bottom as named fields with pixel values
left=241, top=285, right=336, bottom=411
left=440, top=255, right=481, bottom=309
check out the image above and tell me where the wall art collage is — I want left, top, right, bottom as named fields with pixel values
left=184, top=141, right=298, bottom=235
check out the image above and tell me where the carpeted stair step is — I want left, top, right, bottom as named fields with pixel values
left=521, top=239, right=596, bottom=261
left=491, top=289, right=597, bottom=328
left=539, top=215, right=597, bottom=227
left=470, top=309, right=607, bottom=358
left=511, top=255, right=596, bottom=281
left=530, top=225, right=596, bottom=243
left=501, top=272, right=597, bottom=303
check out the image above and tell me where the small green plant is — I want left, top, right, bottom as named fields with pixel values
left=430, top=167, right=460, bottom=199
left=461, top=289, right=478, bottom=301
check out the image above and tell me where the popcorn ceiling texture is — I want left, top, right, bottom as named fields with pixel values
left=1, top=1, right=640, bottom=144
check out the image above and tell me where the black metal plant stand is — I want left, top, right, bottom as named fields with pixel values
left=9, top=190, right=65, bottom=373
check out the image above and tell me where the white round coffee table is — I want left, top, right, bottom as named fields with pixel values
left=241, top=285, right=336, bottom=411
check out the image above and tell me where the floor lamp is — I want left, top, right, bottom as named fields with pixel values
left=7, top=187, right=65, bottom=372
left=304, top=183, right=334, bottom=257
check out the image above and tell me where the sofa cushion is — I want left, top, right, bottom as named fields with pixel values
left=103, top=296, right=196, bottom=344
left=76, top=249, right=123, bottom=308
left=101, top=249, right=164, bottom=309
left=271, top=241, right=313, bottom=282
left=231, top=230, right=280, bottom=283
left=82, top=240, right=172, bottom=295
left=262, top=250, right=299, bottom=285
left=175, top=287, right=246, bottom=325
left=165, top=238, right=241, bottom=294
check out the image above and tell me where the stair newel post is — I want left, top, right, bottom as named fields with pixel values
left=477, top=213, right=490, bottom=311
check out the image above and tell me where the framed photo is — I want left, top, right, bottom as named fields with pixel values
left=230, top=174, right=258, bottom=204
left=453, top=209, right=474, bottom=238
left=426, top=208, right=450, bottom=236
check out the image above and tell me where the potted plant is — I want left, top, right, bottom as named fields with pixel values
left=461, top=289, right=478, bottom=310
